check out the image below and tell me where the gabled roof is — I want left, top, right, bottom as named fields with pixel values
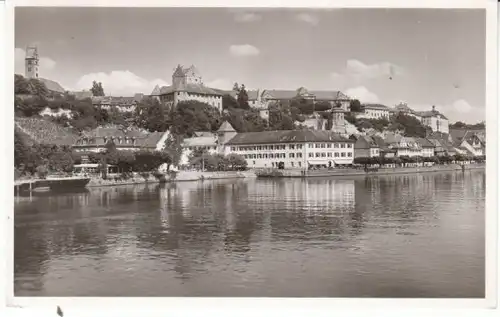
left=38, top=77, right=65, bottom=94
left=415, top=137, right=435, bottom=148
left=217, top=121, right=236, bottom=133
left=310, top=90, right=350, bottom=100
left=140, top=131, right=167, bottom=148
left=352, top=135, right=379, bottom=149
left=156, top=83, right=222, bottom=96
left=362, top=103, right=389, bottom=110
left=151, top=85, right=161, bottom=96
left=226, top=130, right=353, bottom=145
left=183, top=135, right=218, bottom=147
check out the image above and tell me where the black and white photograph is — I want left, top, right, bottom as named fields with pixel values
left=4, top=0, right=498, bottom=314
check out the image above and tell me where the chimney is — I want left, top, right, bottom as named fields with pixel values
left=432, top=105, right=436, bottom=112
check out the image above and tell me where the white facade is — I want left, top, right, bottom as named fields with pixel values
left=420, top=147, right=434, bottom=158
left=356, top=105, right=390, bottom=120
left=421, top=115, right=449, bottom=134
left=229, top=141, right=354, bottom=169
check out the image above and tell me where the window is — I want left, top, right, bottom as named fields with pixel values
left=335, top=152, right=339, bottom=157
left=258, top=154, right=262, bottom=159
left=269, top=145, right=274, bottom=150
left=321, top=153, right=326, bottom=157
left=291, top=162, right=294, bottom=167
left=269, top=153, right=274, bottom=158
left=289, top=144, right=295, bottom=150
left=341, top=143, right=345, bottom=148
left=348, top=152, right=352, bottom=157
left=297, top=153, right=302, bottom=158
left=289, top=153, right=295, bottom=158
left=327, top=153, right=332, bottom=157
left=297, top=144, right=303, bottom=149
left=320, top=143, right=326, bottom=148
left=315, top=144, right=320, bottom=148
left=347, top=143, right=353, bottom=148
left=253, top=161, right=256, bottom=165
left=308, top=144, right=313, bottom=148
left=327, top=144, right=332, bottom=148
left=315, top=153, right=320, bottom=157
left=298, top=162, right=302, bottom=167
left=341, top=152, right=346, bottom=157
left=231, top=147, right=235, bottom=151
left=334, top=143, right=339, bottom=148
left=309, top=153, right=314, bottom=158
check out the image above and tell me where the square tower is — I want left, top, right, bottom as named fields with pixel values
left=25, top=46, right=39, bottom=79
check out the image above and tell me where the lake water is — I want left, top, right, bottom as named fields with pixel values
left=14, top=170, right=485, bottom=297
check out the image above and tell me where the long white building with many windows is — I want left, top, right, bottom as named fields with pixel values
left=225, top=129, right=354, bottom=169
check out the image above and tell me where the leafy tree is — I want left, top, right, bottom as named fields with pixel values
left=48, top=150, right=74, bottom=173
left=134, top=96, right=169, bottom=132
left=290, top=98, right=315, bottom=115
left=314, top=101, right=332, bottom=112
left=349, top=99, right=362, bottom=112
left=268, top=102, right=295, bottom=131
left=223, top=108, right=267, bottom=132
left=233, top=82, right=240, bottom=92
left=163, top=133, right=184, bottom=169
left=222, top=94, right=239, bottom=110
left=91, top=81, right=105, bottom=96
left=29, top=79, right=49, bottom=98
left=344, top=112, right=357, bottom=125
left=14, top=74, right=30, bottom=94
left=236, top=84, right=250, bottom=110
left=170, top=100, right=222, bottom=137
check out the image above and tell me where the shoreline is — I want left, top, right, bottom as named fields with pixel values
left=255, top=163, right=485, bottom=179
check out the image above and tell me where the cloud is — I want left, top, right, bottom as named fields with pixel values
left=345, top=86, right=380, bottom=103
left=74, top=70, right=168, bottom=96
left=234, top=12, right=262, bottom=23
left=15, top=47, right=57, bottom=75
left=229, top=44, right=260, bottom=57
left=332, top=59, right=404, bottom=80
left=412, top=99, right=484, bottom=124
left=295, top=13, right=319, bottom=26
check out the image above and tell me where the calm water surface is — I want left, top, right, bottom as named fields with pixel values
left=14, top=170, right=485, bottom=297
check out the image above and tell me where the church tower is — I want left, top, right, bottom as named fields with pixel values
left=25, top=46, right=39, bottom=79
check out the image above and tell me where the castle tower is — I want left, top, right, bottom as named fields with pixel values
left=25, top=46, right=39, bottom=79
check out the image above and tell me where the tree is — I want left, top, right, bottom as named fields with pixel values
left=226, top=153, right=248, bottom=171
left=14, top=74, right=30, bottom=95
left=314, top=101, right=332, bottom=112
left=233, top=82, right=240, bottom=92
left=170, top=100, right=222, bottom=137
left=163, top=133, right=184, bottom=169
left=134, top=97, right=169, bottom=132
left=91, top=81, right=105, bottom=96
left=48, top=150, right=74, bottom=173
left=268, top=103, right=295, bottom=131
left=222, top=94, right=239, bottom=110
left=349, top=99, right=362, bottom=112
left=237, top=84, right=250, bottom=110
left=29, top=79, right=49, bottom=98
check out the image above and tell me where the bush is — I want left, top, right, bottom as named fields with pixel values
left=36, top=165, right=48, bottom=179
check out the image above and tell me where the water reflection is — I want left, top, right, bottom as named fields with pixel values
left=14, top=171, right=485, bottom=297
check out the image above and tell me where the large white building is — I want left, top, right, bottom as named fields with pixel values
left=151, top=65, right=223, bottom=112
left=225, top=129, right=355, bottom=169
left=356, top=104, right=391, bottom=120
left=419, top=106, right=449, bottom=134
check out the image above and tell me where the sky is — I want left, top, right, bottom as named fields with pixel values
left=15, top=7, right=486, bottom=123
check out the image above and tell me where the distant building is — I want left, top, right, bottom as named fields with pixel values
left=92, top=96, right=138, bottom=113
left=356, top=104, right=391, bottom=120
left=72, top=125, right=169, bottom=153
left=389, top=136, right=423, bottom=157
left=419, top=106, right=449, bottom=134
left=24, top=46, right=66, bottom=96
left=70, top=90, right=93, bottom=100
left=414, top=138, right=436, bottom=157
left=392, top=102, right=422, bottom=121
left=151, top=65, right=223, bottom=112
left=350, top=135, right=381, bottom=158
left=449, top=128, right=485, bottom=157
left=226, top=130, right=354, bottom=169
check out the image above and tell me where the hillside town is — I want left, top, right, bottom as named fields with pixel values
left=14, top=46, right=486, bottom=182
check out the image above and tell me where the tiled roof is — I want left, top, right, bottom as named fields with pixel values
left=261, top=89, right=349, bottom=101
left=217, top=121, right=236, bottom=132
left=183, top=136, right=218, bottom=147
left=38, top=78, right=65, bottom=94
left=308, top=90, right=350, bottom=100
left=141, top=131, right=167, bottom=148
left=418, top=110, right=448, bottom=120
left=362, top=103, right=389, bottom=110
left=226, top=130, right=353, bottom=145
left=157, top=83, right=222, bottom=96
left=193, top=131, right=214, bottom=137
left=415, top=137, right=435, bottom=148
left=151, top=85, right=161, bottom=96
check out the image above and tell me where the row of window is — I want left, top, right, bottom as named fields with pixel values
left=243, top=152, right=304, bottom=159
left=308, top=152, right=352, bottom=158
left=187, top=146, right=216, bottom=151
left=233, top=144, right=301, bottom=151
left=308, top=143, right=352, bottom=149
